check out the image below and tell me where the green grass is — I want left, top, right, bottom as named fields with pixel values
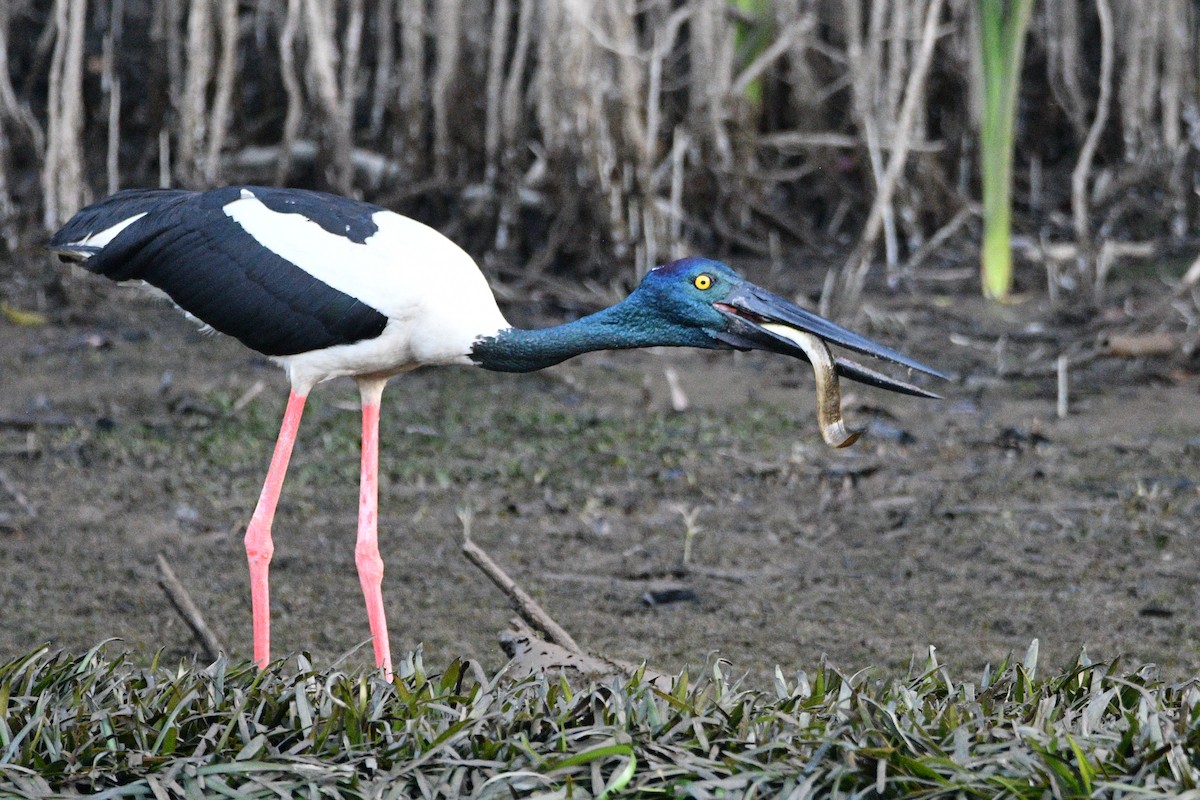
left=1, top=642, right=1196, bottom=798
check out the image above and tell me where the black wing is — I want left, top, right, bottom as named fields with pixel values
left=49, top=187, right=389, bottom=357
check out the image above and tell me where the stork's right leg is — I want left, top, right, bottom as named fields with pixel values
left=355, top=377, right=393, bottom=680
left=244, top=390, right=307, bottom=669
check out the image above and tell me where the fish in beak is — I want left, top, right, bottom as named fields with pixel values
left=712, top=284, right=946, bottom=448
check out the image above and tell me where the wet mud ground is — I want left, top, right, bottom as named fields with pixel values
left=1, top=276, right=1198, bottom=684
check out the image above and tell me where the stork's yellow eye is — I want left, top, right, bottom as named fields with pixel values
left=693, top=274, right=713, bottom=290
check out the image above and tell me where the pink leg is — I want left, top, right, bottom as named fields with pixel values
left=244, top=390, right=307, bottom=670
left=356, top=378, right=393, bottom=680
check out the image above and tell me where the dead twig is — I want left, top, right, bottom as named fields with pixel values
left=904, top=204, right=979, bottom=272
left=456, top=507, right=581, bottom=654
left=663, top=367, right=688, bottom=412
left=0, top=468, right=36, bottom=517
left=1056, top=354, right=1069, bottom=419
left=231, top=380, right=266, bottom=413
left=544, top=567, right=759, bottom=586
left=758, top=130, right=944, bottom=153
left=156, top=553, right=225, bottom=661
left=0, top=413, right=75, bottom=429
left=998, top=350, right=1100, bottom=379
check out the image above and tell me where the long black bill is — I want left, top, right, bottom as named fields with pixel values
left=712, top=284, right=946, bottom=399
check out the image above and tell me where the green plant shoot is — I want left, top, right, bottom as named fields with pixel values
left=733, top=0, right=773, bottom=108
left=978, top=0, right=1034, bottom=301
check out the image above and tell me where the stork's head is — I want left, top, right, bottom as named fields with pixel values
left=628, top=257, right=945, bottom=400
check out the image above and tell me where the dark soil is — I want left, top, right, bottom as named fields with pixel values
left=2, top=273, right=1198, bottom=684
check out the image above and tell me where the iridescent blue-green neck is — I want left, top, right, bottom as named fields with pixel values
left=469, top=295, right=717, bottom=373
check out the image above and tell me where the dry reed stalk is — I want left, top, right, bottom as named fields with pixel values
left=367, top=0, right=393, bottom=140
left=603, top=0, right=657, bottom=271
left=0, top=126, right=13, bottom=250
left=1070, top=0, right=1114, bottom=274
left=1042, top=1, right=1087, bottom=138
left=888, top=0, right=913, bottom=125
left=275, top=0, right=303, bottom=186
left=163, top=0, right=183, bottom=108
left=843, top=0, right=946, bottom=304
left=41, top=0, right=87, bottom=229
left=102, top=0, right=123, bottom=194
left=669, top=126, right=688, bottom=260
left=203, top=0, right=238, bottom=184
left=0, top=6, right=23, bottom=247
left=1126, top=0, right=1193, bottom=240
left=534, top=2, right=562, bottom=159
left=157, top=129, right=170, bottom=187
left=302, top=0, right=353, bottom=192
left=397, top=0, right=425, bottom=170
left=557, top=1, right=599, bottom=163
left=431, top=0, right=461, bottom=180
left=484, top=0, right=511, bottom=184
left=340, top=0, right=364, bottom=133
left=1159, top=0, right=1187, bottom=151
left=646, top=5, right=690, bottom=169
left=690, top=0, right=734, bottom=168
left=1121, top=5, right=1145, bottom=156
left=843, top=0, right=897, bottom=275
left=1116, top=3, right=1165, bottom=160
left=604, top=0, right=647, bottom=167
left=1162, top=1, right=1192, bottom=239
left=0, top=1, right=43, bottom=155
left=179, top=0, right=213, bottom=185
left=491, top=0, right=534, bottom=253
left=761, top=131, right=943, bottom=152
left=776, top=1, right=821, bottom=124
left=500, top=0, right=533, bottom=165
left=865, top=0, right=887, bottom=126
left=536, top=0, right=624, bottom=260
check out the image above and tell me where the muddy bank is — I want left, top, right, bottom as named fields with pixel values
left=1, top=286, right=1198, bottom=683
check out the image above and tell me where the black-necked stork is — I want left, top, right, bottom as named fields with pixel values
left=49, top=185, right=943, bottom=679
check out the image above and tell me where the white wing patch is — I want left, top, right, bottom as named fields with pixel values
left=222, top=193, right=478, bottom=314
left=66, top=212, right=148, bottom=251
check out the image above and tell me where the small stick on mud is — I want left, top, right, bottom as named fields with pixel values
left=457, top=507, right=582, bottom=654
left=0, top=468, right=36, bottom=517
left=231, top=379, right=266, bottom=413
left=1056, top=355, right=1069, bottom=419
left=0, top=413, right=76, bottom=430
left=663, top=367, right=688, bottom=412
left=156, top=553, right=226, bottom=660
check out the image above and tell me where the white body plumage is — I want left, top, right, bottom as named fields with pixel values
left=51, top=186, right=512, bottom=393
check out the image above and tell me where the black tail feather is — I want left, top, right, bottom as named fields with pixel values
left=48, top=189, right=197, bottom=269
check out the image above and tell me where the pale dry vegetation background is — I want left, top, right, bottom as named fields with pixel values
left=0, top=0, right=1196, bottom=299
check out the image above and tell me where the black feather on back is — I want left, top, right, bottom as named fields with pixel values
left=49, top=187, right=389, bottom=357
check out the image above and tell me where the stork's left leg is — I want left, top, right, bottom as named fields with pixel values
left=355, top=377, right=393, bottom=680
